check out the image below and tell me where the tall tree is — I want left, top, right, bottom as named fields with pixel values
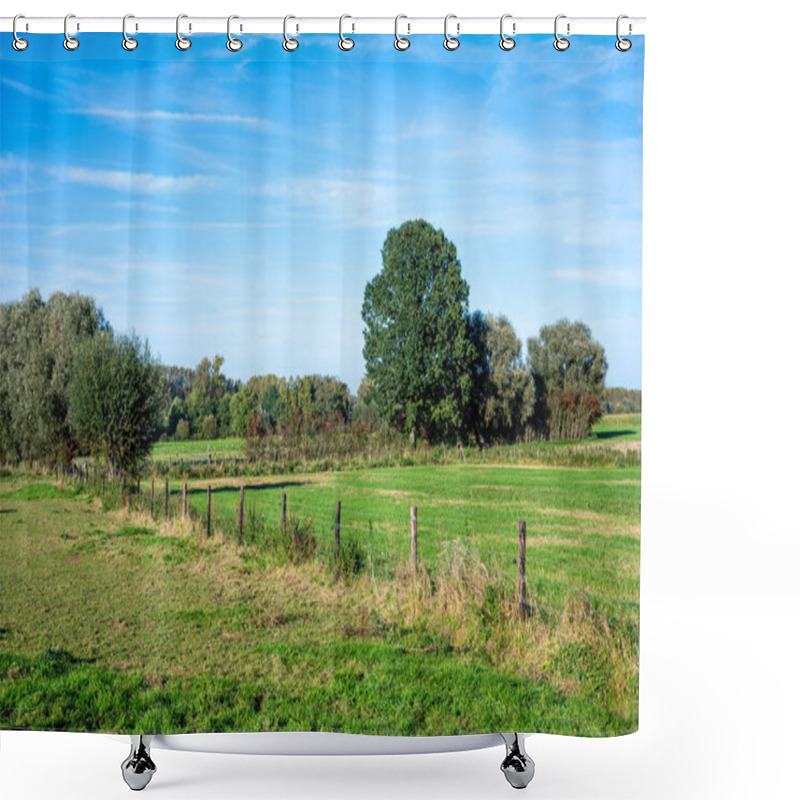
left=0, top=289, right=106, bottom=464
left=362, top=220, right=477, bottom=444
left=68, top=332, right=161, bottom=473
left=527, top=319, right=607, bottom=440
left=229, top=385, right=260, bottom=437
left=484, top=314, right=535, bottom=442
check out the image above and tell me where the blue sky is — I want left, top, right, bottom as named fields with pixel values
left=0, top=33, right=643, bottom=392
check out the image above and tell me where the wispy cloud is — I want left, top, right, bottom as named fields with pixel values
left=0, top=75, right=58, bottom=102
left=80, top=108, right=274, bottom=132
left=60, top=167, right=218, bottom=194
left=110, top=200, right=181, bottom=215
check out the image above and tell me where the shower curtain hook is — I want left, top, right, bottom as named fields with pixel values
left=12, top=14, right=29, bottom=51
left=63, top=13, right=79, bottom=51
left=616, top=14, right=632, bottom=51
left=283, top=15, right=299, bottom=51
left=499, top=14, right=515, bottom=51
left=394, top=15, right=410, bottom=51
left=554, top=14, right=570, bottom=51
left=175, top=14, right=191, bottom=50
left=338, top=15, right=354, bottom=50
left=122, top=15, right=138, bottom=51
left=227, top=15, right=243, bottom=51
left=443, top=14, right=460, bottom=51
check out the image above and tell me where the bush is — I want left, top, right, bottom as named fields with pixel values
left=336, top=535, right=367, bottom=578
left=174, top=419, right=190, bottom=441
left=201, top=415, right=217, bottom=440
left=265, top=518, right=317, bottom=565
left=243, top=414, right=269, bottom=463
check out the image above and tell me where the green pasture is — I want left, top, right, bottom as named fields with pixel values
left=589, top=413, right=641, bottom=442
left=0, top=456, right=639, bottom=737
left=185, top=463, right=640, bottom=612
left=147, top=413, right=641, bottom=466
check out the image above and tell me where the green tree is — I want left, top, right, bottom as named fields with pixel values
left=352, top=377, right=383, bottom=427
left=230, top=386, right=260, bottom=437
left=484, top=314, right=535, bottom=442
left=527, top=319, right=607, bottom=440
left=260, top=384, right=283, bottom=430
left=201, top=414, right=218, bottom=440
left=166, top=397, right=188, bottom=437
left=464, top=311, right=491, bottom=443
left=174, top=418, right=190, bottom=441
left=68, top=332, right=161, bottom=473
left=362, top=220, right=477, bottom=444
left=0, top=289, right=106, bottom=465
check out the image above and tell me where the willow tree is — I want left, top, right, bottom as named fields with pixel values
left=527, top=319, right=607, bottom=440
left=362, top=220, right=477, bottom=444
left=68, top=331, right=161, bottom=474
left=0, top=289, right=107, bottom=465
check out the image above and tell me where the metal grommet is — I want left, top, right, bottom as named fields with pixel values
left=338, top=14, right=354, bottom=50
left=63, top=13, right=79, bottom=51
left=283, top=15, right=299, bottom=51
left=499, top=14, right=515, bottom=51
left=176, top=14, right=191, bottom=50
left=616, top=14, right=632, bottom=51
left=122, top=14, right=138, bottom=51
left=227, top=15, right=243, bottom=51
left=554, top=14, right=570, bottom=51
left=394, top=15, right=410, bottom=51
left=12, top=14, right=29, bottom=51
left=443, top=14, right=459, bottom=51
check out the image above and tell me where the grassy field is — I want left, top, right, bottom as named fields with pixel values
left=0, top=432, right=640, bottom=737
left=146, top=414, right=642, bottom=472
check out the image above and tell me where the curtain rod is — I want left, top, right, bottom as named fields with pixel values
left=1, top=16, right=645, bottom=36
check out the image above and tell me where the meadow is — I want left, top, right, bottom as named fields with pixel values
left=0, top=416, right=640, bottom=737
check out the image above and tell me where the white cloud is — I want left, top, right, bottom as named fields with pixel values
left=80, top=108, right=274, bottom=132
left=0, top=75, right=57, bottom=102
left=109, top=200, right=180, bottom=215
left=60, top=167, right=218, bottom=195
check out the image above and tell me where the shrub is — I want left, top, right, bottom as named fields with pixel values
left=243, top=414, right=269, bottom=463
left=201, top=415, right=217, bottom=440
left=174, top=419, right=190, bottom=441
left=265, top=518, right=317, bottom=565
left=336, top=535, right=367, bottom=578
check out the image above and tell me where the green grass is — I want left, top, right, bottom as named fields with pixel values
left=188, top=464, right=640, bottom=604
left=148, top=414, right=642, bottom=469
left=0, top=457, right=639, bottom=737
left=589, top=414, right=642, bottom=442
left=151, top=438, right=244, bottom=461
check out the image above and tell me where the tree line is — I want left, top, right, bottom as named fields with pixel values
left=0, top=219, right=633, bottom=474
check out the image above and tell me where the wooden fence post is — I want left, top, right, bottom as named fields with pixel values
left=281, top=492, right=287, bottom=527
left=206, top=486, right=212, bottom=538
left=183, top=482, right=188, bottom=521
left=410, top=506, right=418, bottom=573
left=150, top=479, right=154, bottom=518
left=164, top=478, right=169, bottom=520
left=334, top=500, right=341, bottom=583
left=238, top=486, right=244, bottom=546
left=519, top=520, right=527, bottom=620
left=101, top=474, right=105, bottom=501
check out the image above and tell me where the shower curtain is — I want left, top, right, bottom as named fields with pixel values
left=0, top=29, right=643, bottom=739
